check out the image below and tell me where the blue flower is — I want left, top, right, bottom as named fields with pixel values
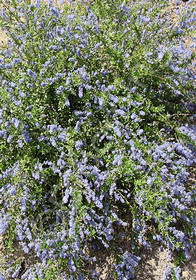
left=50, top=136, right=56, bottom=147
left=163, top=265, right=173, bottom=280
left=94, top=198, right=103, bottom=209
left=9, top=81, right=16, bottom=88
left=78, top=86, right=83, bottom=98
left=74, top=121, right=81, bottom=132
left=0, top=216, right=9, bottom=235
left=66, top=77, right=71, bottom=86
left=140, top=15, right=151, bottom=23
left=113, top=154, right=124, bottom=166
left=23, top=130, right=31, bottom=142
left=56, top=73, right=65, bottom=78
left=115, top=109, right=126, bottom=116
left=48, top=125, right=58, bottom=134
left=113, top=126, right=121, bottom=137
left=174, top=267, right=182, bottom=280
left=58, top=132, right=67, bottom=142
left=18, top=139, right=23, bottom=148
left=7, top=134, right=13, bottom=143
left=43, top=61, right=50, bottom=68
left=158, top=51, right=164, bottom=60
left=75, top=140, right=83, bottom=150
left=27, top=69, right=37, bottom=80
left=41, top=82, right=47, bottom=87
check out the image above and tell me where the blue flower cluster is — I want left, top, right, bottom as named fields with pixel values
left=0, top=0, right=196, bottom=279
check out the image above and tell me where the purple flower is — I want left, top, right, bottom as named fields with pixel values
left=76, top=48, right=81, bottom=57
left=139, top=110, right=145, bottom=116
left=78, top=86, right=83, bottom=98
left=50, top=136, right=56, bottom=147
left=174, top=267, right=182, bottom=280
left=48, top=124, right=58, bottom=134
left=27, top=69, right=37, bottom=80
left=158, top=52, right=164, bottom=60
left=75, top=140, right=83, bottom=150
left=27, top=112, right=33, bottom=118
left=74, top=121, right=80, bottom=132
left=35, top=122, right=40, bottom=127
left=23, top=130, right=31, bottom=142
left=58, top=132, right=67, bottom=142
left=56, top=73, right=65, bottom=78
left=94, top=198, right=103, bottom=209
left=18, top=139, right=23, bottom=148
left=20, top=242, right=29, bottom=253
left=113, top=155, right=124, bottom=166
left=98, top=97, right=104, bottom=107
left=109, top=183, right=117, bottom=196
left=110, top=94, right=119, bottom=103
left=11, top=266, right=21, bottom=279
left=43, top=61, right=50, bottom=68
left=7, top=134, right=13, bottom=143
left=41, top=82, right=47, bottom=87
left=14, top=100, right=22, bottom=106
left=140, top=16, right=151, bottom=23
left=0, top=216, right=9, bottom=235
left=9, top=81, right=16, bottom=87
left=63, top=191, right=70, bottom=204
left=184, top=248, right=190, bottom=260
left=113, top=126, right=121, bottom=137
left=66, top=77, right=71, bottom=86
left=19, top=90, right=26, bottom=98
left=163, top=265, right=173, bottom=280
left=69, top=258, right=76, bottom=272
left=32, top=172, right=40, bottom=180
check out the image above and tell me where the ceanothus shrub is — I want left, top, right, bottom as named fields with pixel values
left=0, top=0, right=196, bottom=279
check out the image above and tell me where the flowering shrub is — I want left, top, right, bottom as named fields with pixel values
left=0, top=0, right=196, bottom=279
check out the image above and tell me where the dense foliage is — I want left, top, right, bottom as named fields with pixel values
left=0, top=0, right=196, bottom=279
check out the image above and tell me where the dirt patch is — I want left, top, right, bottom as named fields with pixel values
left=135, top=243, right=196, bottom=280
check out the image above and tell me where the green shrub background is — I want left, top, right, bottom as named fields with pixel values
left=0, top=0, right=196, bottom=279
